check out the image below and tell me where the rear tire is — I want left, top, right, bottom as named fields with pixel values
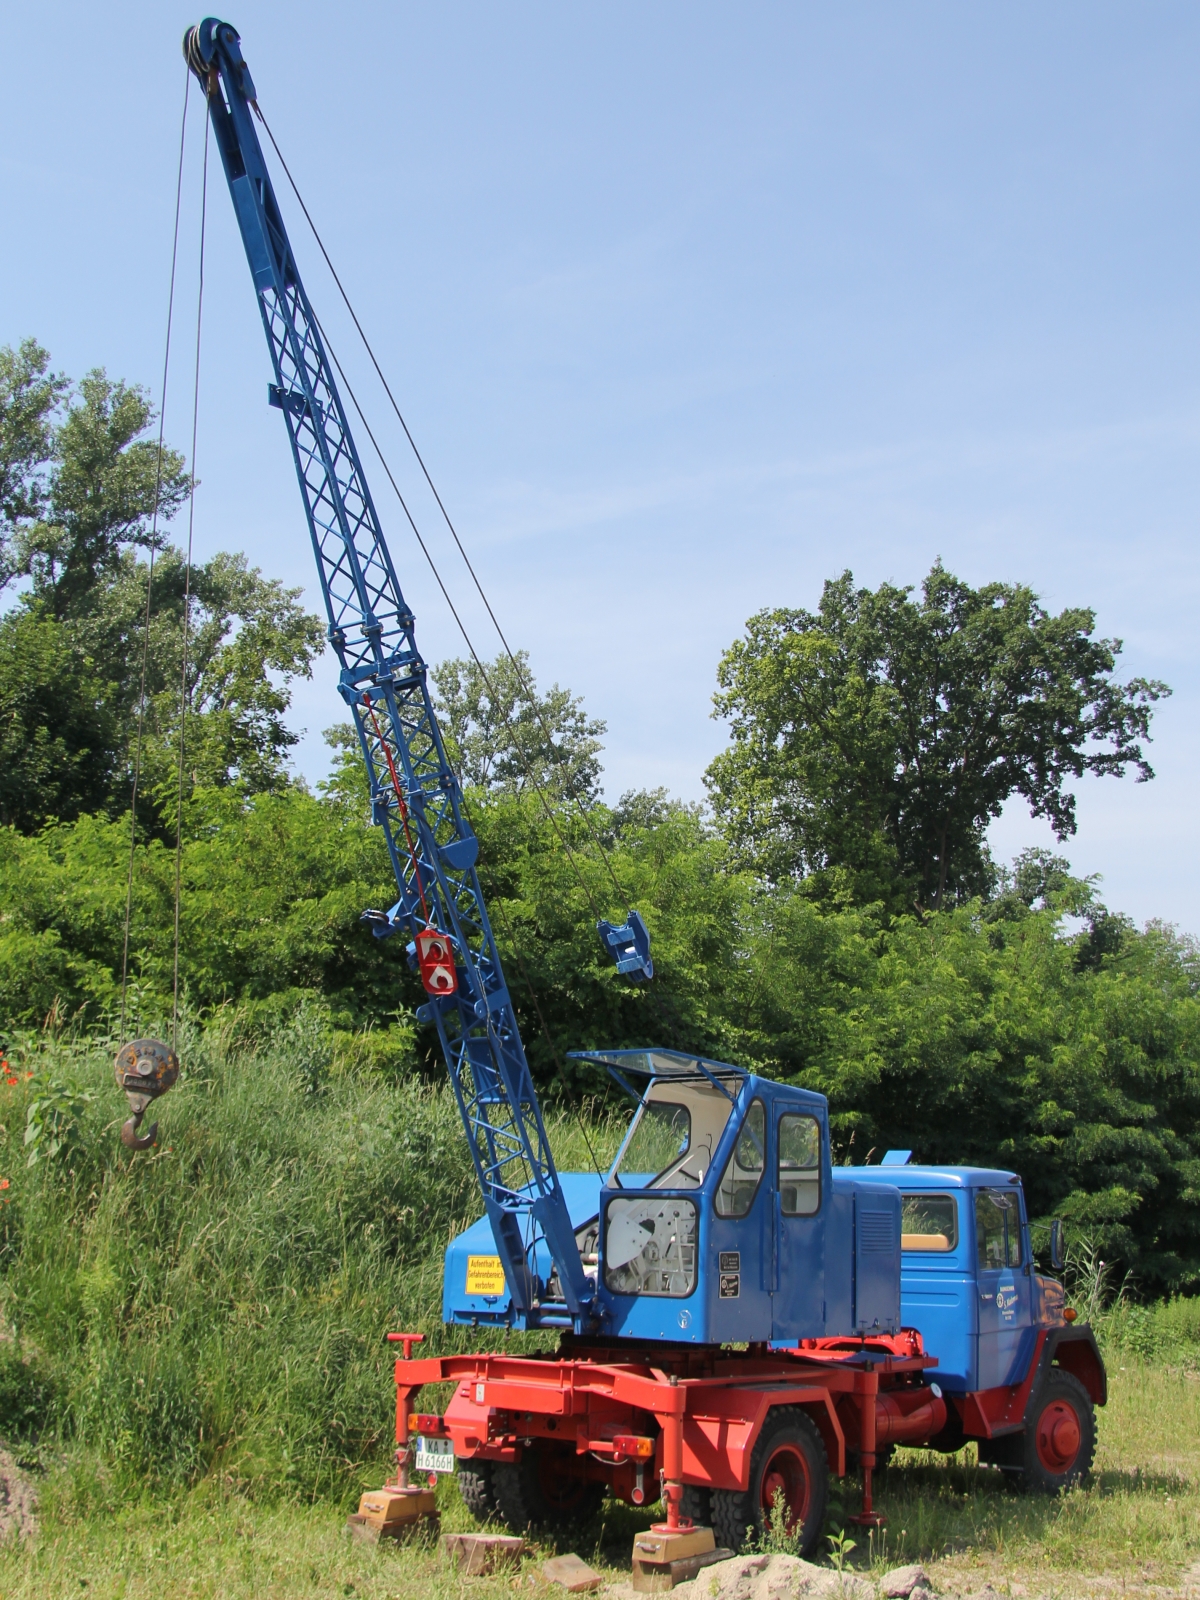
left=679, top=1484, right=711, bottom=1525
left=1017, top=1369, right=1096, bottom=1494
left=493, top=1443, right=605, bottom=1534
left=458, top=1459, right=497, bottom=1521
left=710, top=1406, right=828, bottom=1558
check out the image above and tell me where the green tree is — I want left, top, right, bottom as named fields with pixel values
left=0, top=339, right=68, bottom=593
left=707, top=563, right=1170, bottom=910
left=0, top=608, right=119, bottom=830
left=432, top=649, right=606, bottom=803
left=0, top=344, right=322, bottom=829
left=76, top=547, right=325, bottom=805
left=15, top=367, right=188, bottom=619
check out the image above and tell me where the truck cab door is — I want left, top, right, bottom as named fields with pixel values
left=974, top=1186, right=1033, bottom=1389
left=771, top=1110, right=825, bottom=1342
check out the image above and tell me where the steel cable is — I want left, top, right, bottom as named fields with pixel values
left=310, top=309, right=609, bottom=927
left=120, top=64, right=192, bottom=1042
left=255, top=110, right=634, bottom=920
left=171, top=110, right=209, bottom=1053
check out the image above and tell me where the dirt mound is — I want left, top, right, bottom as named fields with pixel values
left=0, top=1448, right=38, bottom=1542
left=670, top=1552, right=876, bottom=1600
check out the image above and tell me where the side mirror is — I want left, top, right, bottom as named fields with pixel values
left=1049, top=1218, right=1065, bottom=1272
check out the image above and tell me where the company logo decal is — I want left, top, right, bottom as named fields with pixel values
left=996, top=1283, right=1018, bottom=1322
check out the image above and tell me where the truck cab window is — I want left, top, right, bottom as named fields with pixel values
left=714, top=1101, right=765, bottom=1218
left=902, top=1194, right=958, bottom=1251
left=975, top=1188, right=1023, bottom=1269
left=778, top=1114, right=820, bottom=1215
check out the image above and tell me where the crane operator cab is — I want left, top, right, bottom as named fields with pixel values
left=442, top=1049, right=902, bottom=1344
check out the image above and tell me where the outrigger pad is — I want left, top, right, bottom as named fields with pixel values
left=597, top=909, right=654, bottom=982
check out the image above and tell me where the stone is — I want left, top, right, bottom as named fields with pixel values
left=669, top=1552, right=873, bottom=1600
left=543, top=1553, right=604, bottom=1593
left=880, top=1566, right=933, bottom=1599
left=442, top=1532, right=526, bottom=1576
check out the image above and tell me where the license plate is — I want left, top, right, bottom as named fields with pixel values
left=415, top=1435, right=455, bottom=1474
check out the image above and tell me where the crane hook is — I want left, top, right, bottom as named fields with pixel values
left=113, top=1039, right=180, bottom=1152
left=121, top=1105, right=158, bottom=1152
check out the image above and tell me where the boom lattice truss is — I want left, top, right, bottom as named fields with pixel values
left=186, top=17, right=592, bottom=1321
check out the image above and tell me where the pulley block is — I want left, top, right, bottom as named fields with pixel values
left=415, top=927, right=458, bottom=996
left=113, top=1037, right=180, bottom=1151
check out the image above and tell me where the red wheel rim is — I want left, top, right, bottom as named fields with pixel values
left=1035, top=1398, right=1082, bottom=1474
left=759, top=1443, right=811, bottom=1531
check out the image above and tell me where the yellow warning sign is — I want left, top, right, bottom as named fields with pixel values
left=466, top=1255, right=507, bottom=1295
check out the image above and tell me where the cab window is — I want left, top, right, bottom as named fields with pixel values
left=613, top=1102, right=690, bottom=1187
left=778, top=1114, right=820, bottom=1215
left=975, top=1188, right=1024, bottom=1269
left=714, top=1101, right=765, bottom=1218
left=901, top=1193, right=958, bottom=1252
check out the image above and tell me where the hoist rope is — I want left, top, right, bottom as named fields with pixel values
left=256, top=111, right=634, bottom=920
left=310, top=305, right=610, bottom=929
left=362, top=693, right=431, bottom=924
left=119, top=64, right=192, bottom=1043
left=171, top=109, right=209, bottom=1053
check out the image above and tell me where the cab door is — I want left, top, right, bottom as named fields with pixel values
left=708, top=1098, right=773, bottom=1342
left=974, top=1186, right=1033, bottom=1389
left=771, top=1109, right=825, bottom=1342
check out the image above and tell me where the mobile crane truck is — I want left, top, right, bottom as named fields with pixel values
left=185, top=19, right=1106, bottom=1581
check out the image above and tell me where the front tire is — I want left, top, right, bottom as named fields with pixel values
left=493, top=1443, right=605, bottom=1534
left=1018, top=1369, right=1096, bottom=1493
left=710, top=1406, right=828, bottom=1558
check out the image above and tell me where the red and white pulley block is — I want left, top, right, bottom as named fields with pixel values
left=415, top=927, right=458, bottom=996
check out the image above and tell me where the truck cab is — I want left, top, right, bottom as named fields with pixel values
left=843, top=1160, right=1048, bottom=1393
left=845, top=1155, right=1106, bottom=1476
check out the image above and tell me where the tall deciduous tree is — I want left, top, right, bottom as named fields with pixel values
left=706, top=563, right=1170, bottom=909
left=0, top=342, right=323, bottom=831
left=433, top=648, right=606, bottom=804
left=16, top=368, right=189, bottom=618
left=0, top=339, right=68, bottom=593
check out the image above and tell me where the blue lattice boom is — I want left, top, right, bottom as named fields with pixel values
left=185, top=17, right=593, bottom=1323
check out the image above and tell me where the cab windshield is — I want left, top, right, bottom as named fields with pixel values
left=610, top=1079, right=737, bottom=1190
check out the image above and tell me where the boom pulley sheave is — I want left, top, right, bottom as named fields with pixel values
left=183, top=17, right=596, bottom=1323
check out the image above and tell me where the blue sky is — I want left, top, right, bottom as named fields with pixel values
left=3, top=3, right=1198, bottom=930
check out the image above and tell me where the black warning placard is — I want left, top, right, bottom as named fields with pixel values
left=719, top=1272, right=740, bottom=1299
left=719, top=1251, right=740, bottom=1273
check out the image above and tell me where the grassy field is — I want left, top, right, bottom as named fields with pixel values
left=0, top=1354, right=1196, bottom=1598
left=2, top=1022, right=1200, bottom=1596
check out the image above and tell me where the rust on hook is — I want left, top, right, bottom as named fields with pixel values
left=113, top=1039, right=180, bottom=1152
left=121, top=1107, right=159, bottom=1150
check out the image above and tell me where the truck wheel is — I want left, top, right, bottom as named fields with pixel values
left=457, top=1460, right=497, bottom=1521
left=1018, top=1369, right=1096, bottom=1494
left=493, top=1443, right=605, bottom=1533
left=711, top=1407, right=828, bottom=1558
left=680, top=1485, right=711, bottom=1524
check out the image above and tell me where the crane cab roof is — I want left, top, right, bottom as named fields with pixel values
left=567, top=1048, right=826, bottom=1110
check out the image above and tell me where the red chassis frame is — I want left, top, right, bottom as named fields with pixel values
left=388, top=1331, right=946, bottom=1528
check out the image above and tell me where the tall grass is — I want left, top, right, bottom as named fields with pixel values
left=0, top=1011, right=623, bottom=1505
